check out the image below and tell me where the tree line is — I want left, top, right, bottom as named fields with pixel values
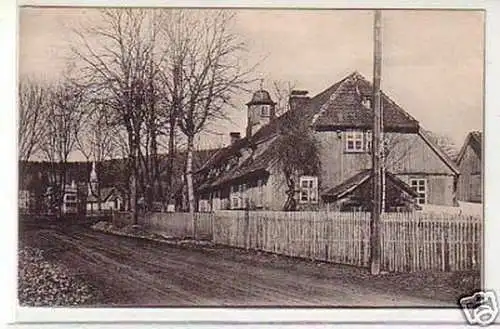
left=19, top=9, right=255, bottom=221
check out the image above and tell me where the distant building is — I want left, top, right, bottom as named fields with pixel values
left=44, top=180, right=78, bottom=215
left=456, top=131, right=482, bottom=203
left=62, top=181, right=78, bottom=214
left=86, top=162, right=123, bottom=212
left=197, top=71, right=460, bottom=212
left=18, top=190, right=33, bottom=213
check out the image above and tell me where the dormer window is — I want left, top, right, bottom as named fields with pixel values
left=361, top=96, right=371, bottom=109
left=260, top=105, right=270, bottom=117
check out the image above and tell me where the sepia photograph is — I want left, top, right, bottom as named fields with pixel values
left=16, top=5, right=488, bottom=315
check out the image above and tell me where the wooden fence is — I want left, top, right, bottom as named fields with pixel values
left=111, top=210, right=482, bottom=272
left=212, top=210, right=482, bottom=273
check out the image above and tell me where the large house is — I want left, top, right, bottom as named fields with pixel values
left=456, top=131, right=482, bottom=203
left=196, top=71, right=460, bottom=212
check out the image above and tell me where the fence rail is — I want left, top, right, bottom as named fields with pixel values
left=212, top=210, right=482, bottom=273
left=111, top=210, right=482, bottom=273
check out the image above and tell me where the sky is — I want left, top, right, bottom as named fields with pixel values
left=19, top=7, right=484, bottom=157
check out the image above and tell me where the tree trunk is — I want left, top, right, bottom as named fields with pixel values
left=58, top=161, right=66, bottom=219
left=97, top=185, right=102, bottom=212
left=283, top=171, right=297, bottom=211
left=185, top=135, right=196, bottom=236
left=166, top=113, right=176, bottom=204
left=129, top=143, right=139, bottom=225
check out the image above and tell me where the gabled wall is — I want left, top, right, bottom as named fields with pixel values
left=457, top=144, right=482, bottom=203
left=315, top=130, right=457, bottom=206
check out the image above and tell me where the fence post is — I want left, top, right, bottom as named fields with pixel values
left=192, top=212, right=197, bottom=240
left=442, top=221, right=450, bottom=272
left=211, top=211, right=215, bottom=242
left=244, top=201, right=250, bottom=250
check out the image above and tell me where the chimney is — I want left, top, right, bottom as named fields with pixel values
left=229, top=132, right=241, bottom=145
left=289, top=90, right=310, bottom=112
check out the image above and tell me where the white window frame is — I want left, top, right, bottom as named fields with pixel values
left=410, top=178, right=427, bottom=205
left=230, top=185, right=241, bottom=209
left=231, top=184, right=248, bottom=209
left=299, top=176, right=318, bottom=204
left=260, top=105, right=270, bottom=117
left=345, top=131, right=365, bottom=152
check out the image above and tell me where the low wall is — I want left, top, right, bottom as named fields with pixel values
left=111, top=211, right=135, bottom=228
left=111, top=211, right=214, bottom=239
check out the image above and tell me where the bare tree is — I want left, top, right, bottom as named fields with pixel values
left=71, top=8, right=164, bottom=223
left=272, top=109, right=321, bottom=211
left=39, top=83, right=85, bottom=216
left=18, top=77, right=48, bottom=161
left=75, top=103, right=118, bottom=211
left=422, top=129, right=459, bottom=160
left=159, top=9, right=254, bottom=215
left=271, top=80, right=296, bottom=117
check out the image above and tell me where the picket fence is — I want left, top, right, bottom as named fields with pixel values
left=111, top=210, right=482, bottom=273
left=211, top=210, right=482, bottom=273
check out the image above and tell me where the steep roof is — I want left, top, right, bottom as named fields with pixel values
left=312, top=72, right=420, bottom=132
left=197, top=71, right=452, bottom=190
left=87, top=187, right=121, bottom=203
left=322, top=169, right=418, bottom=200
left=196, top=75, right=347, bottom=176
left=456, top=131, right=483, bottom=165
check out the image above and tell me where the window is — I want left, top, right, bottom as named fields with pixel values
left=345, top=131, right=365, bottom=152
left=361, top=96, right=371, bottom=109
left=231, top=184, right=247, bottom=209
left=260, top=105, right=270, bottom=117
left=299, top=176, right=318, bottom=204
left=345, top=130, right=374, bottom=153
left=230, top=185, right=240, bottom=209
left=410, top=178, right=427, bottom=205
left=65, top=194, right=76, bottom=202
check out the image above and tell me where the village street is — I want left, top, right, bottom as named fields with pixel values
left=19, top=219, right=457, bottom=307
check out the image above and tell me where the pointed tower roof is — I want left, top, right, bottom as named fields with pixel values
left=90, top=162, right=98, bottom=182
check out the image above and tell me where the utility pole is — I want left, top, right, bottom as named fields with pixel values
left=370, top=9, right=383, bottom=275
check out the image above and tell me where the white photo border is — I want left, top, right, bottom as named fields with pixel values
left=3, top=0, right=499, bottom=327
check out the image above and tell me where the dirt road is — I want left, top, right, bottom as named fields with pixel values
left=19, top=221, right=455, bottom=307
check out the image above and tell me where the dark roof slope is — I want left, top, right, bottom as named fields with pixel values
left=196, top=75, right=347, bottom=174
left=469, top=131, right=482, bottom=158
left=197, top=71, right=453, bottom=190
left=312, top=72, right=419, bottom=132
left=322, top=169, right=418, bottom=200
left=456, top=131, right=483, bottom=165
